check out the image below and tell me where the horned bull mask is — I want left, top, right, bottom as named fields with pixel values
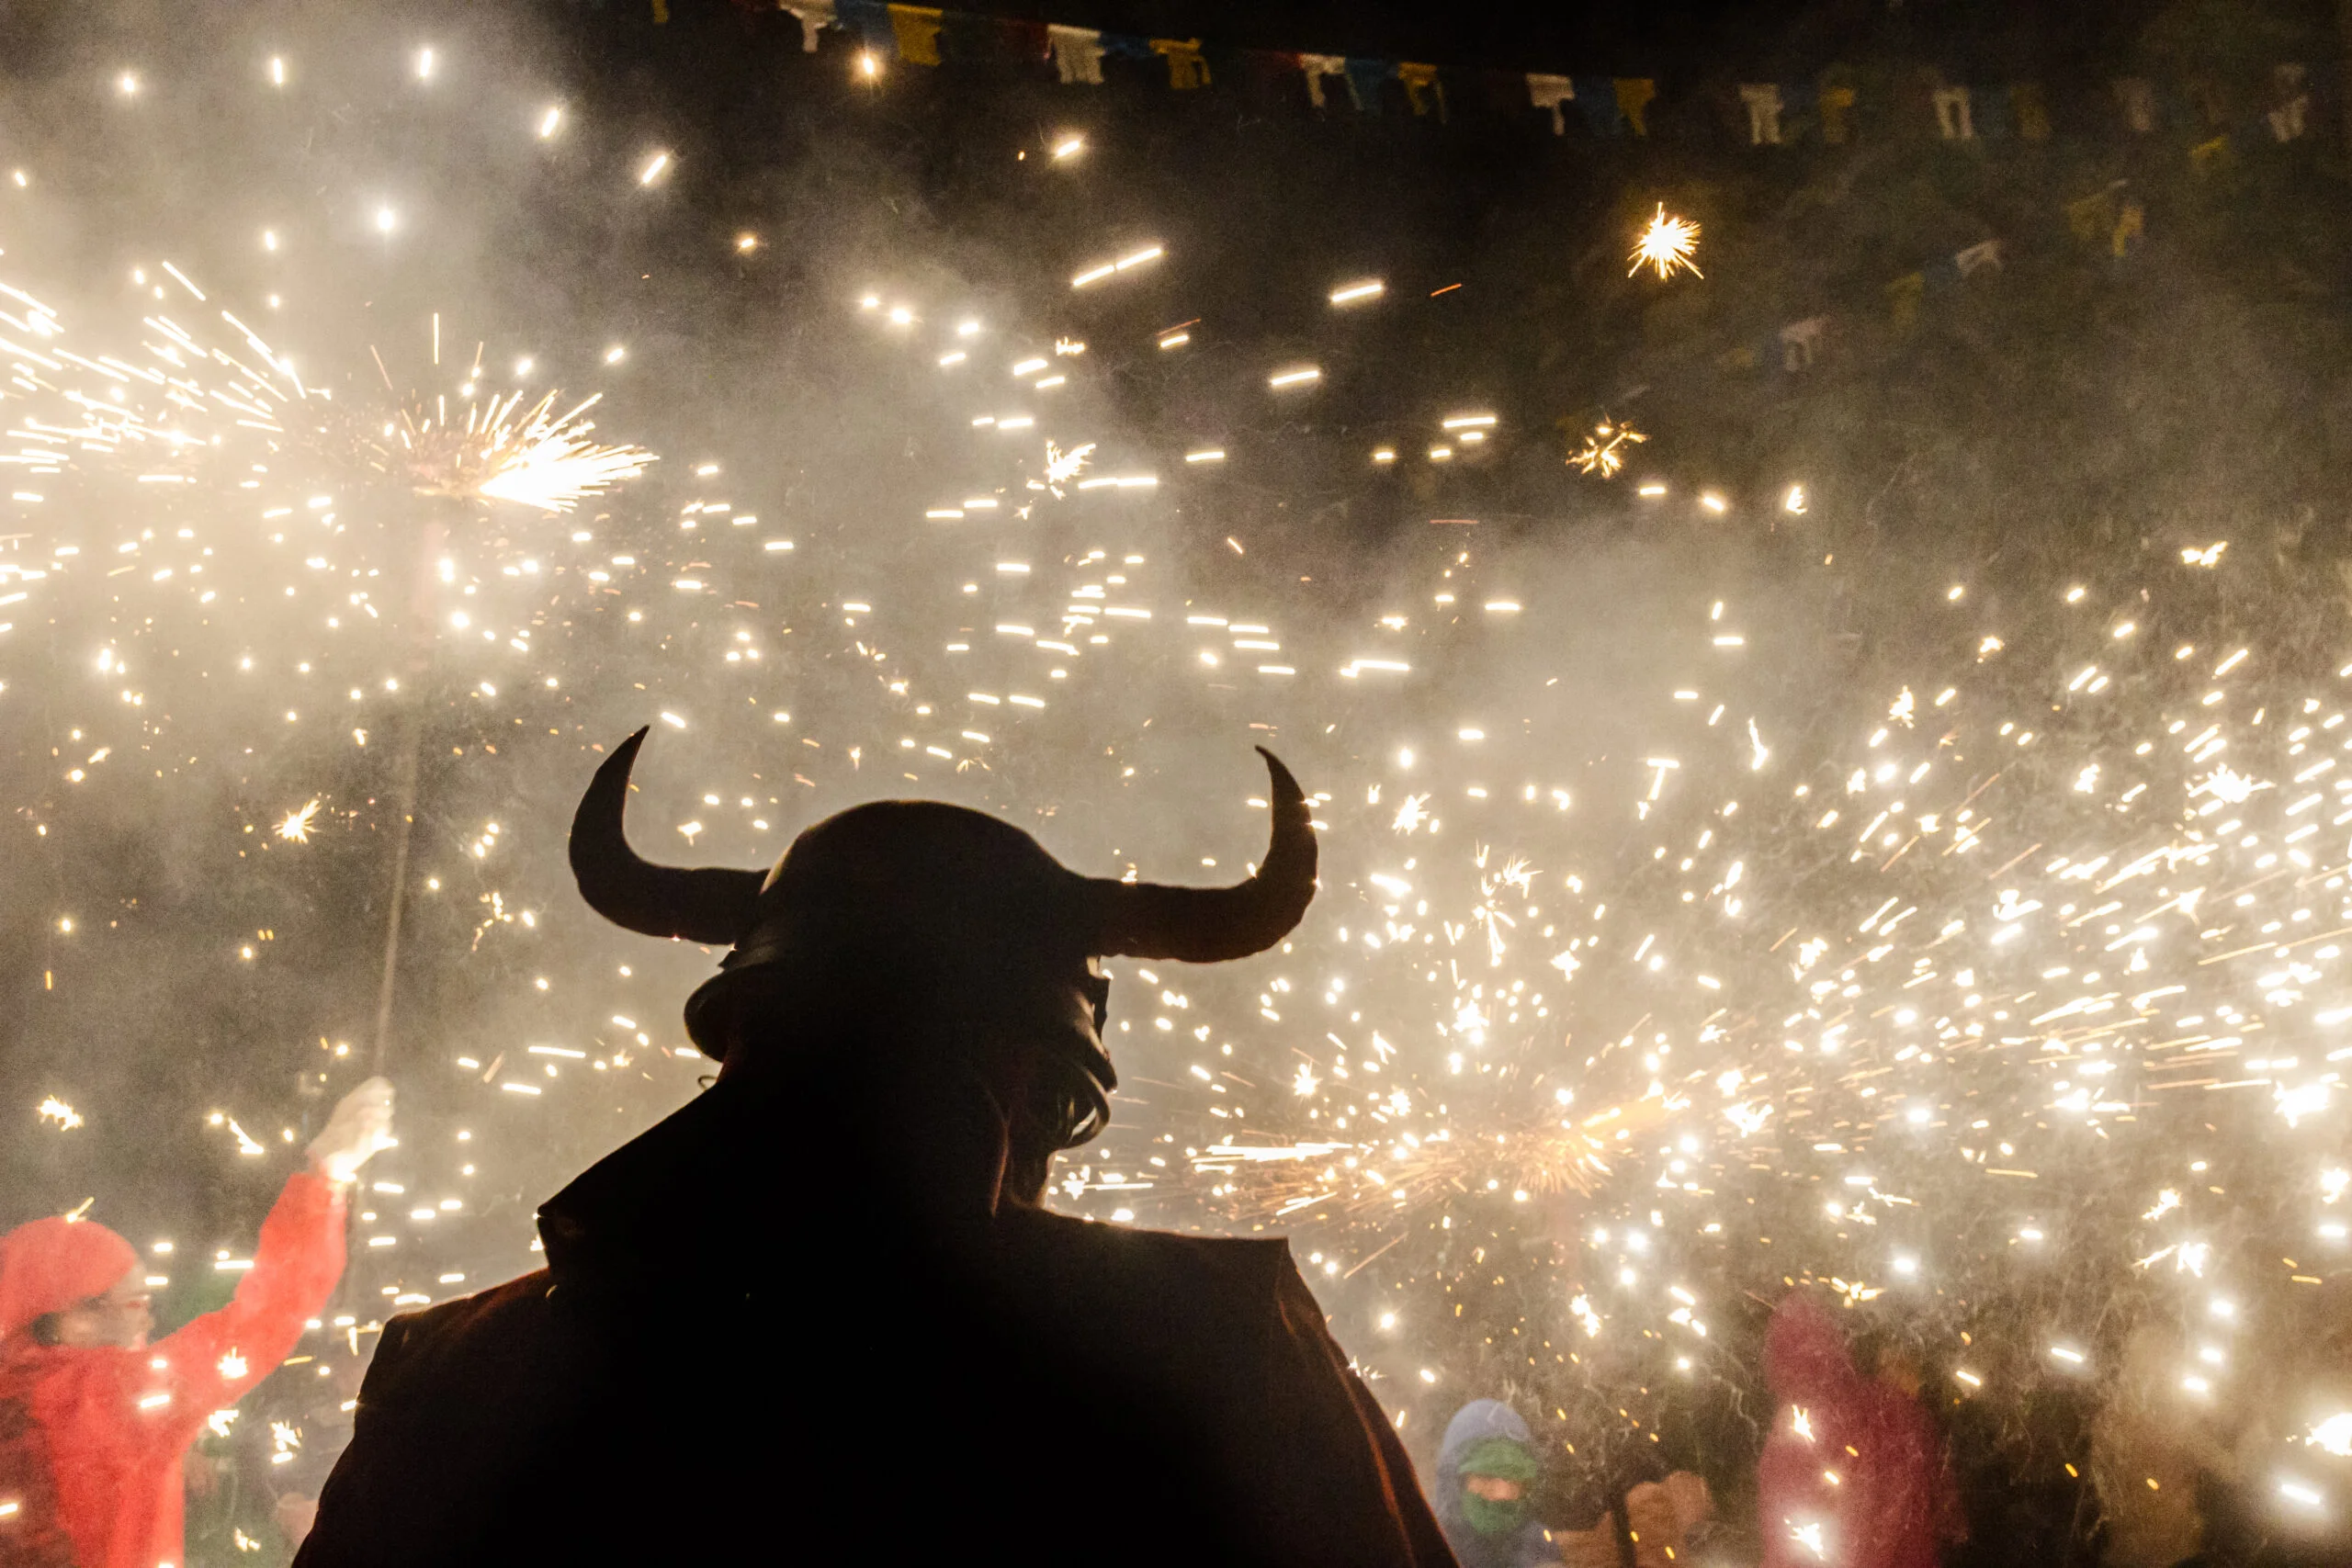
left=568, top=729, right=1317, bottom=1145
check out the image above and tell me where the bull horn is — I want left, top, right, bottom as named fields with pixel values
left=1087, top=748, right=1317, bottom=962
left=570, top=728, right=766, bottom=944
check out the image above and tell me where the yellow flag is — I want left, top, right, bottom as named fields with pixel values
left=1615, top=78, right=1657, bottom=137
left=888, top=5, right=944, bottom=66
left=1398, top=62, right=1445, bottom=119
left=1149, top=39, right=1210, bottom=90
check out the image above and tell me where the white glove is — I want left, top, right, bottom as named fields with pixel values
left=307, top=1077, right=396, bottom=1185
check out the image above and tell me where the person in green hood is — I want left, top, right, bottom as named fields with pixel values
left=1460, top=1438, right=1542, bottom=1533
left=1435, top=1400, right=1561, bottom=1568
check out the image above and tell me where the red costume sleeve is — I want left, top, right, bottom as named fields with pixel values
left=149, top=1168, right=348, bottom=1422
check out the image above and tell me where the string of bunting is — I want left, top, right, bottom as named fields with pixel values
left=686, top=0, right=2330, bottom=153
left=1713, top=181, right=2151, bottom=381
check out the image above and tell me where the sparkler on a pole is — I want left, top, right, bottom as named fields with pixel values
left=348, top=355, right=657, bottom=1069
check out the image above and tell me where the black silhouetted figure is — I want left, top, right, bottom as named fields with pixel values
left=297, top=732, right=1454, bottom=1568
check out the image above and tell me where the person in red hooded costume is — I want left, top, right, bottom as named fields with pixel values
left=0, top=1077, right=392, bottom=1568
left=1756, top=1292, right=1964, bottom=1568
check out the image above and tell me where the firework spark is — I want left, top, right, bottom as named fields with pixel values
left=277, top=798, right=322, bottom=842
left=1198, top=1094, right=1672, bottom=1225
left=1043, top=439, right=1095, bottom=495
left=1629, top=204, right=1702, bottom=281
left=1571, top=420, right=1647, bottom=478
left=397, top=390, right=655, bottom=512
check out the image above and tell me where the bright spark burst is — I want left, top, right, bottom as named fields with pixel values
left=395, top=390, right=655, bottom=513
left=2277, top=1080, right=2331, bottom=1126
left=37, top=1098, right=84, bottom=1131
left=1629, top=204, right=1702, bottom=281
left=1200, top=1091, right=1673, bottom=1225
left=1043, top=440, right=1094, bottom=495
left=277, top=798, right=322, bottom=842
left=1571, top=420, right=1647, bottom=478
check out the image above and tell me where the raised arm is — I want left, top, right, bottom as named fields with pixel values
left=153, top=1079, right=393, bottom=1414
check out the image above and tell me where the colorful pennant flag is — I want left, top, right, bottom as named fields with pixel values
left=1526, top=73, right=1574, bottom=136
left=1615, top=79, right=1657, bottom=136
left=1301, top=53, right=1349, bottom=109
left=1150, top=38, right=1209, bottom=90
left=888, top=4, right=944, bottom=65
left=1047, top=23, right=1104, bottom=85
left=743, top=1, right=2319, bottom=167
left=1398, top=62, right=1444, bottom=119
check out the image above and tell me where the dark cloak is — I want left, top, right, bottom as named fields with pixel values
left=294, top=1072, right=1457, bottom=1568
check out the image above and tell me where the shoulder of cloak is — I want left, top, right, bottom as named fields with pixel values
left=360, top=1269, right=582, bottom=1405
left=983, top=1211, right=1347, bottom=1437
left=986, top=1210, right=1310, bottom=1401
left=301, top=1270, right=607, bottom=1563
left=991, top=1208, right=1295, bottom=1333
left=337, top=1269, right=603, bottom=1482
left=988, top=1211, right=1449, bottom=1568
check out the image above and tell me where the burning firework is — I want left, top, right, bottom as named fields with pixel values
left=1197, top=1091, right=1678, bottom=1224
left=1570, top=420, right=1647, bottom=478
left=1629, top=204, right=1703, bottom=281
left=277, top=799, right=323, bottom=842
left=390, top=390, right=654, bottom=513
